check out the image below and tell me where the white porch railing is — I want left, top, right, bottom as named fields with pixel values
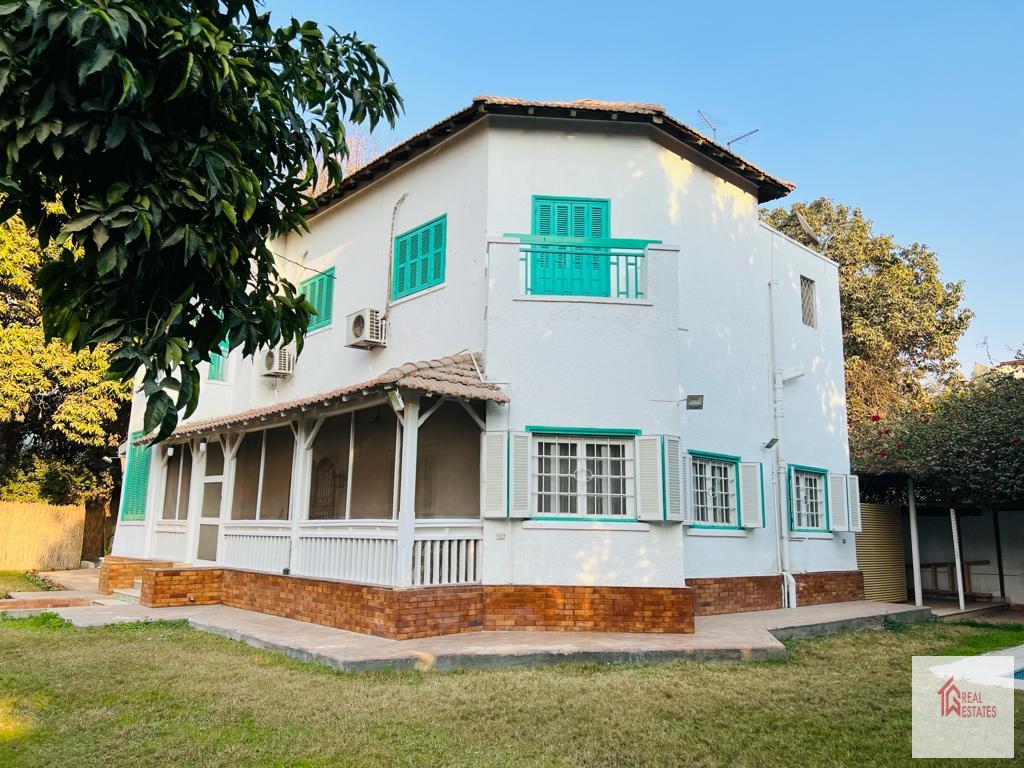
left=412, top=521, right=483, bottom=587
left=220, top=524, right=291, bottom=573
left=293, top=521, right=399, bottom=585
left=151, top=522, right=188, bottom=562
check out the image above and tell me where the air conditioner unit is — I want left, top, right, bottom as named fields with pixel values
left=258, top=346, right=294, bottom=377
left=345, top=308, right=387, bottom=349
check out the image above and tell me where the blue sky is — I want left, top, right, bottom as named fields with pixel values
left=271, top=0, right=1022, bottom=368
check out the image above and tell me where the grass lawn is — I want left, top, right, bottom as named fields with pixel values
left=0, top=573, right=44, bottom=594
left=1, top=616, right=1022, bottom=767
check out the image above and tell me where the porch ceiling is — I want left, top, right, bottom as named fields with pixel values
left=162, top=352, right=506, bottom=441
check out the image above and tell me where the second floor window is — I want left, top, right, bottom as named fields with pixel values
left=208, top=339, right=229, bottom=382
left=530, top=196, right=610, bottom=297
left=301, top=268, right=335, bottom=331
left=393, top=214, right=446, bottom=299
left=800, top=275, right=816, bottom=327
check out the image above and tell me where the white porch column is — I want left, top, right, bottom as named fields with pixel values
left=950, top=507, right=966, bottom=611
left=183, top=437, right=206, bottom=563
left=907, top=478, right=923, bottom=607
left=395, top=393, right=420, bottom=587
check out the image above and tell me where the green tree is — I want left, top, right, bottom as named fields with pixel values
left=761, top=199, right=972, bottom=423
left=0, top=212, right=131, bottom=503
left=0, top=0, right=401, bottom=441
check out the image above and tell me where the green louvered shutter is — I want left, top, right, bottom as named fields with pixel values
left=301, top=268, right=335, bottom=330
left=392, top=215, right=446, bottom=299
left=208, top=338, right=229, bottom=381
left=120, top=431, right=152, bottom=521
left=530, top=197, right=610, bottom=297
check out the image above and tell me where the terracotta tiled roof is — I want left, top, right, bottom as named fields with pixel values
left=310, top=95, right=795, bottom=216
left=167, top=352, right=505, bottom=440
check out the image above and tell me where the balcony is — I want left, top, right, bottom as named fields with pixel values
left=509, top=234, right=661, bottom=301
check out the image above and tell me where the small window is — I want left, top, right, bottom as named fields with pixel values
left=533, top=435, right=635, bottom=518
left=690, top=454, right=738, bottom=527
left=793, top=469, right=827, bottom=530
left=393, top=215, right=446, bottom=299
left=208, top=339, right=229, bottom=382
left=161, top=443, right=192, bottom=520
left=301, top=268, right=335, bottom=331
left=800, top=276, right=816, bottom=327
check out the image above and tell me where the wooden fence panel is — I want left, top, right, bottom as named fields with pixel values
left=0, top=501, right=86, bottom=570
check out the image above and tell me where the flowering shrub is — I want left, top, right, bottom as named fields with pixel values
left=852, top=371, right=1024, bottom=505
left=23, top=571, right=63, bottom=592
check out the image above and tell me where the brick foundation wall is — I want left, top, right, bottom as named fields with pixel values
left=138, top=567, right=696, bottom=637
left=687, top=575, right=783, bottom=616
left=794, top=570, right=865, bottom=606
left=98, top=556, right=174, bottom=595
left=483, top=585, right=695, bottom=633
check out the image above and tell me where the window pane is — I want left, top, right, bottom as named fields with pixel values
left=177, top=445, right=192, bottom=520
left=231, top=432, right=262, bottom=520
left=259, top=427, right=294, bottom=520
left=162, top=450, right=181, bottom=520
left=308, top=414, right=351, bottom=520
left=205, top=441, right=224, bottom=476
left=350, top=406, right=398, bottom=519
left=800, top=276, right=816, bottom=327
left=202, top=481, right=222, bottom=519
left=197, top=523, right=218, bottom=561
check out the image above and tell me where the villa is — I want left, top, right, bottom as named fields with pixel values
left=105, top=96, right=864, bottom=639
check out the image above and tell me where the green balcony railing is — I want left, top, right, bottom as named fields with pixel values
left=506, top=234, right=661, bottom=300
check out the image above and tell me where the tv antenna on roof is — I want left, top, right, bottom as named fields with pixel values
left=696, top=109, right=718, bottom=141
left=726, top=128, right=759, bottom=148
left=697, top=110, right=760, bottom=148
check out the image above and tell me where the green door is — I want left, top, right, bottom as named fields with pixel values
left=530, top=197, right=610, bottom=296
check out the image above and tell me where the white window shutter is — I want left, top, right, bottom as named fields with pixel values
left=828, top=473, right=849, bottom=532
left=662, top=436, right=684, bottom=521
left=680, top=447, right=693, bottom=524
left=508, top=432, right=531, bottom=518
left=480, top=431, right=507, bottom=518
left=738, top=462, right=765, bottom=528
left=635, top=435, right=664, bottom=521
left=847, top=474, right=862, bottom=532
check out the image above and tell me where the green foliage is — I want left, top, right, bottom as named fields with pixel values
left=0, top=211, right=130, bottom=503
left=852, top=370, right=1024, bottom=504
left=761, top=199, right=972, bottom=422
left=0, top=0, right=401, bottom=442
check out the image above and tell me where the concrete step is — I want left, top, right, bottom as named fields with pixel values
left=132, top=578, right=142, bottom=590
left=111, top=587, right=141, bottom=604
left=938, top=603, right=1010, bottom=622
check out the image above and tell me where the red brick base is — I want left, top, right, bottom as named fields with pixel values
left=483, top=585, right=694, bottom=633
left=794, top=570, right=865, bottom=606
left=687, top=575, right=784, bottom=616
left=98, top=556, right=174, bottom=595
left=139, top=567, right=694, bottom=638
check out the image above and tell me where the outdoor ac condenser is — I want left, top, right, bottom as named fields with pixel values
left=257, top=346, right=294, bottom=377
left=345, top=308, right=386, bottom=349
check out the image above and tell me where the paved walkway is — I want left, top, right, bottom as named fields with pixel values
left=0, top=568, right=102, bottom=611
left=38, top=599, right=929, bottom=671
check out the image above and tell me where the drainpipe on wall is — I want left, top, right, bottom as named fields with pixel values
left=767, top=237, right=796, bottom=608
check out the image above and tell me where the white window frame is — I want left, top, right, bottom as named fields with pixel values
left=792, top=468, right=828, bottom=531
left=231, top=427, right=295, bottom=521
left=161, top=443, right=192, bottom=521
left=532, top=435, right=636, bottom=519
left=689, top=452, right=739, bottom=528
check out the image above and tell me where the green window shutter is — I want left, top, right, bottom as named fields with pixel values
left=392, top=215, right=446, bottom=300
left=530, top=196, right=610, bottom=297
left=208, top=339, right=229, bottom=382
left=120, top=431, right=152, bottom=521
left=301, top=268, right=335, bottom=331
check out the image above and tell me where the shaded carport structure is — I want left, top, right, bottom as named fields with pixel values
left=858, top=473, right=1023, bottom=613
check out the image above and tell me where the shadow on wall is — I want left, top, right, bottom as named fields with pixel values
left=0, top=501, right=86, bottom=570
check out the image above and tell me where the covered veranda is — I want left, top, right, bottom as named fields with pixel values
left=144, top=353, right=507, bottom=589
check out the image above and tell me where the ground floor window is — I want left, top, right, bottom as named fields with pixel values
left=161, top=443, right=192, bottom=520
left=231, top=426, right=294, bottom=520
left=690, top=453, right=737, bottom=526
left=533, top=435, right=634, bottom=517
left=793, top=468, right=827, bottom=530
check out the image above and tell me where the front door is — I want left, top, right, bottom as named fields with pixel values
left=195, top=440, right=226, bottom=563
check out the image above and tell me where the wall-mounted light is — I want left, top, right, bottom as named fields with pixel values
left=386, top=389, right=405, bottom=414
left=685, top=394, right=705, bottom=410
left=762, top=437, right=779, bottom=449
left=198, top=436, right=208, bottom=454
left=166, top=445, right=175, bottom=457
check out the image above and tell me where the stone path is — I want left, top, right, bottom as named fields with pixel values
left=37, top=598, right=930, bottom=671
